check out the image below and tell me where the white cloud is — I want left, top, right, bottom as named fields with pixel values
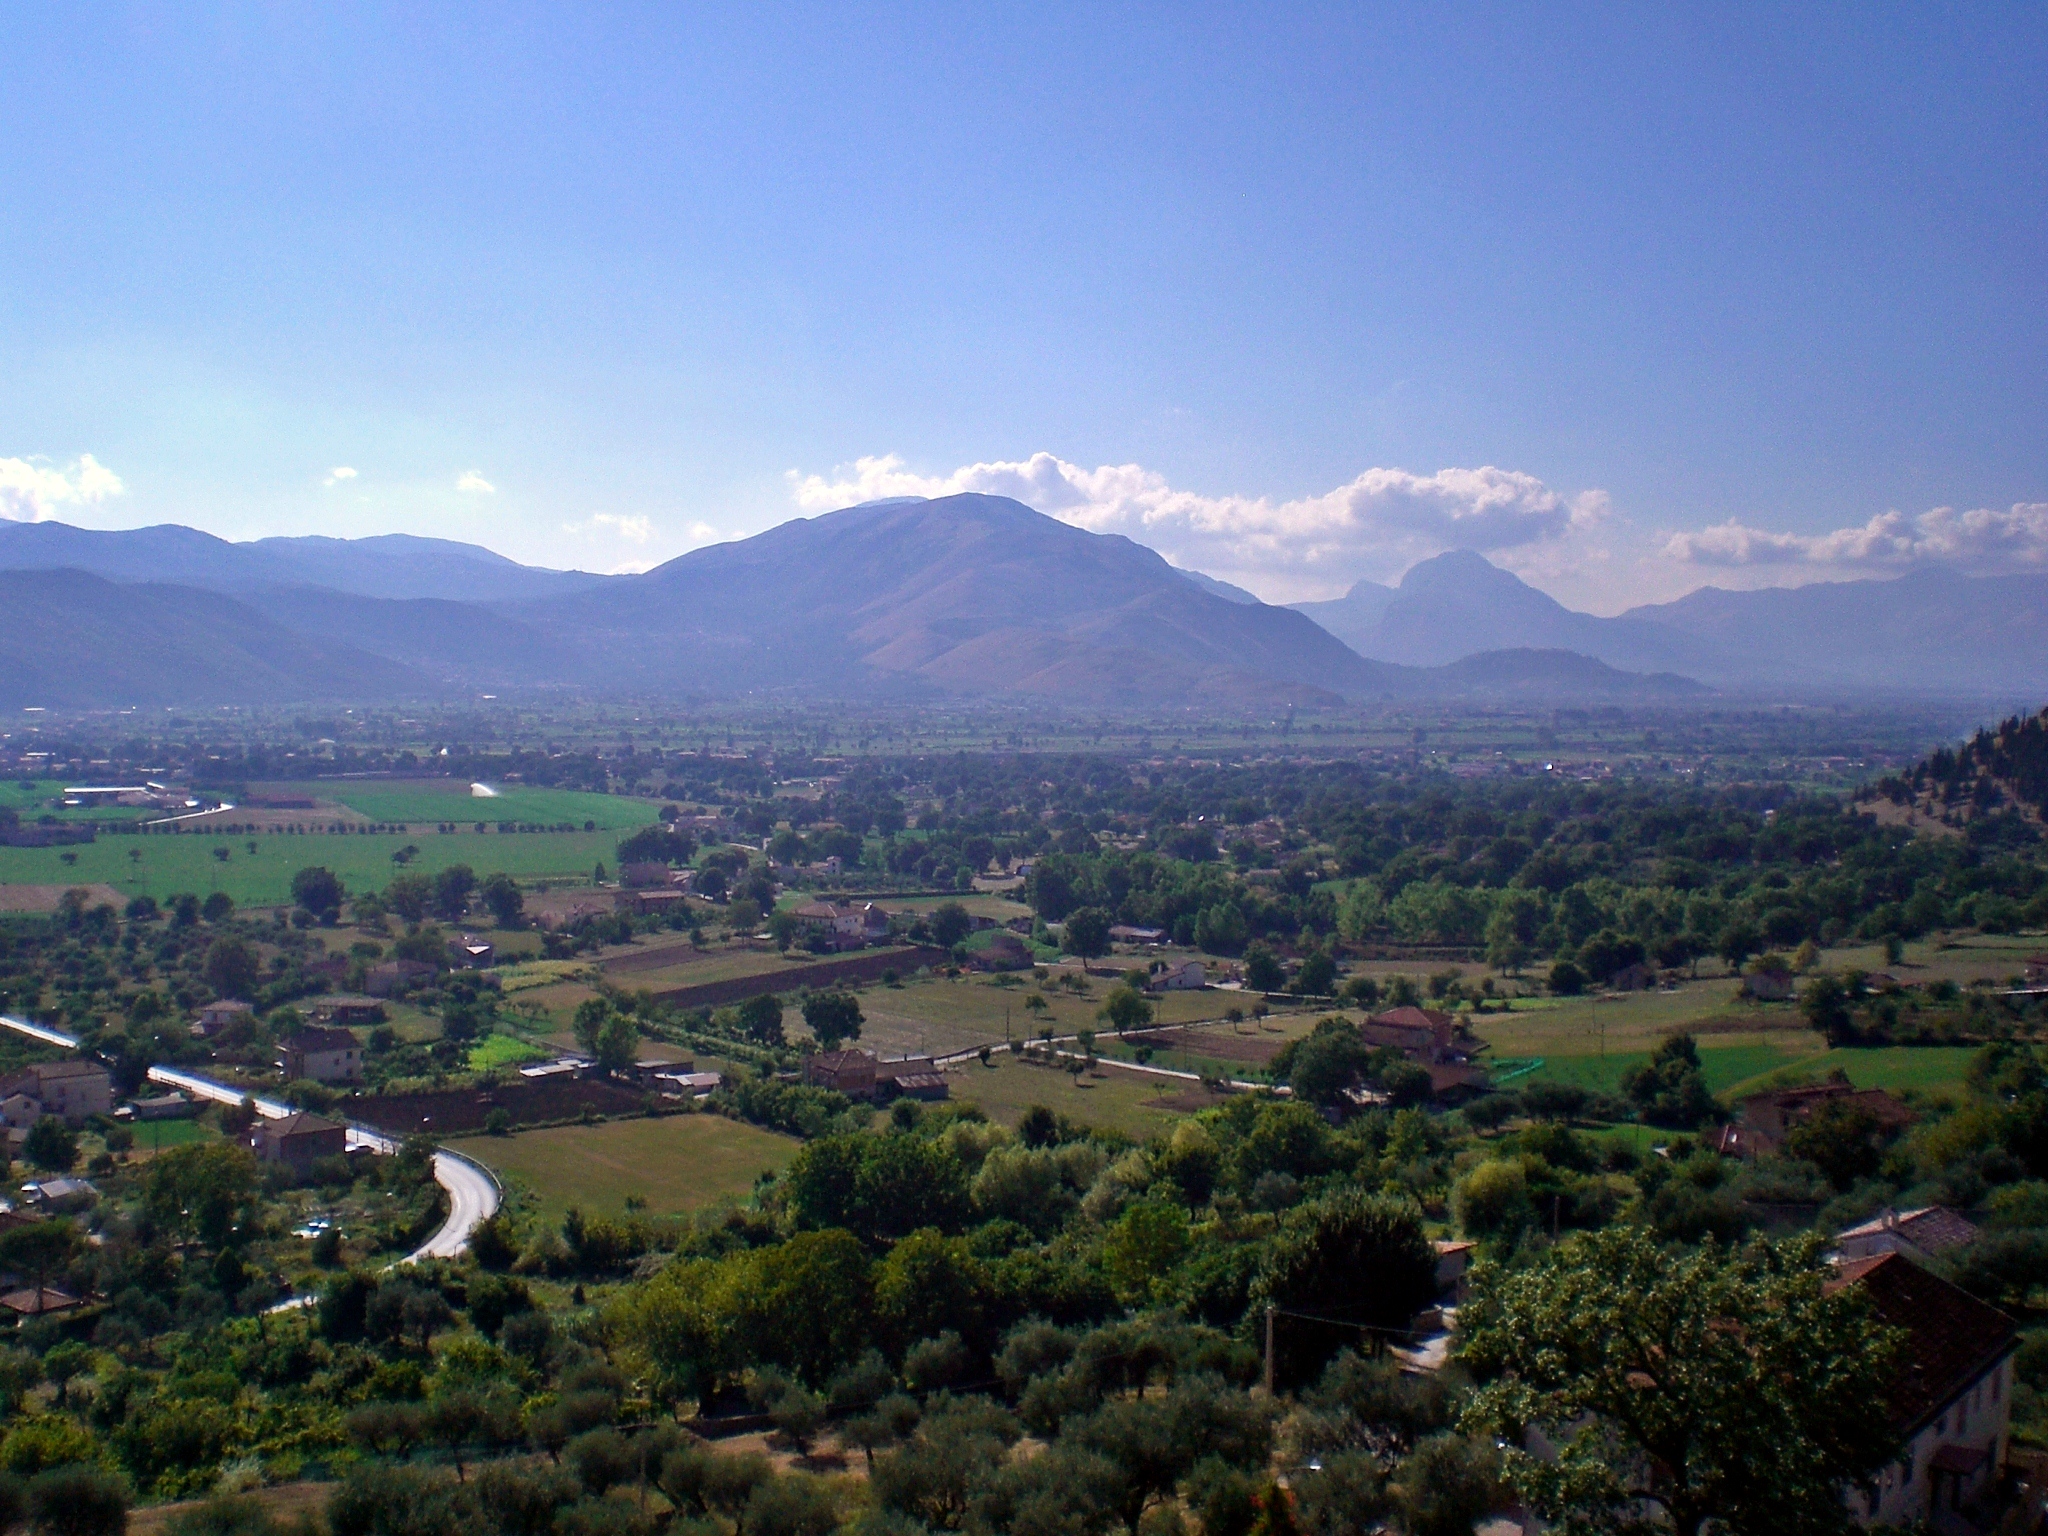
left=561, top=513, right=656, bottom=544
left=786, top=452, right=1608, bottom=599
left=323, top=466, right=358, bottom=487
left=1665, top=502, right=2048, bottom=572
left=593, top=513, right=651, bottom=543
left=0, top=454, right=124, bottom=522
left=456, top=470, right=495, bottom=495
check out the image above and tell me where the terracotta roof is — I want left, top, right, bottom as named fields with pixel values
left=1371, top=1006, right=1455, bottom=1031
left=1837, top=1206, right=1981, bottom=1255
left=263, top=1110, right=346, bottom=1138
left=1828, top=1252, right=2017, bottom=1434
left=0, top=1287, right=80, bottom=1316
left=280, top=1026, right=362, bottom=1053
left=23, top=1060, right=107, bottom=1081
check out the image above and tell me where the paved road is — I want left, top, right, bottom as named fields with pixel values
left=0, top=1014, right=500, bottom=1261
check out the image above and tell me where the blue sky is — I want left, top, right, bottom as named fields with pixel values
left=2, top=4, right=2044, bottom=609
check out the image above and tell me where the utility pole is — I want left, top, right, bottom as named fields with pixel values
left=1263, top=1304, right=1276, bottom=1396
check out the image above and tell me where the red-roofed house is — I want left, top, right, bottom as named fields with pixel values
left=1837, top=1207, right=1981, bottom=1266
left=1829, top=1252, right=2017, bottom=1529
left=1730, top=1082, right=1917, bottom=1158
left=250, top=1111, right=349, bottom=1172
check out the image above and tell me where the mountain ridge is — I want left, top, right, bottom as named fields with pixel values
left=0, top=500, right=1715, bottom=706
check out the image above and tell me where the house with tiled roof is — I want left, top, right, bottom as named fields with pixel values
left=1356, top=1006, right=1491, bottom=1102
left=1730, top=1081, right=1917, bottom=1157
left=277, top=1025, right=365, bottom=1084
left=250, top=1110, right=348, bottom=1172
left=1829, top=1252, right=2017, bottom=1530
left=1837, top=1207, right=1981, bottom=1266
left=0, top=1060, right=113, bottom=1126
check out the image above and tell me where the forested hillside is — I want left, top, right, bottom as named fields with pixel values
left=1875, top=705, right=2048, bottom=822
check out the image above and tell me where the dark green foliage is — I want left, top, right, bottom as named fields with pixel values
left=1062, top=907, right=1112, bottom=959
left=738, top=994, right=786, bottom=1047
left=782, top=1133, right=971, bottom=1248
left=25, top=1465, right=128, bottom=1536
left=929, top=903, right=973, bottom=950
left=21, top=1118, right=76, bottom=1173
left=1621, top=1032, right=1717, bottom=1129
left=1242, top=943, right=1283, bottom=992
left=1249, top=1191, right=1437, bottom=1387
left=289, top=867, right=345, bottom=924
left=1272, top=1019, right=1367, bottom=1108
left=800, top=992, right=864, bottom=1051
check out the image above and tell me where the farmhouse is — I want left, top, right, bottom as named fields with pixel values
left=1609, top=961, right=1657, bottom=992
left=1832, top=1253, right=2016, bottom=1529
left=790, top=901, right=892, bottom=951
left=250, top=1111, right=349, bottom=1172
left=0, top=1288, right=83, bottom=1317
left=1359, top=1007, right=1486, bottom=1066
left=1109, top=925, right=1165, bottom=946
left=1745, top=967, right=1797, bottom=1001
left=194, top=999, right=255, bottom=1034
left=1147, top=959, right=1207, bottom=992
left=366, top=959, right=438, bottom=997
left=805, top=1050, right=877, bottom=1098
left=614, top=887, right=689, bottom=916
left=1731, top=1082, right=1916, bottom=1156
left=0, top=1061, right=113, bottom=1126
left=277, top=1025, right=366, bottom=1084
left=1836, top=1206, right=1980, bottom=1265
left=803, top=1049, right=949, bottom=1102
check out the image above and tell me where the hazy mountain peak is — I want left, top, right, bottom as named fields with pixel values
left=1174, top=566, right=1262, bottom=605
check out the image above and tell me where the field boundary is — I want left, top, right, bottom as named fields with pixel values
left=649, top=947, right=951, bottom=1009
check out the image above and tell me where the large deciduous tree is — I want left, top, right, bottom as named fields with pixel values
left=801, top=991, right=864, bottom=1050
left=1459, top=1227, right=1901, bottom=1536
left=290, top=866, right=345, bottom=925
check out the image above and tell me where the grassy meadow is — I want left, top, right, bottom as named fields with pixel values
left=0, top=827, right=634, bottom=907
left=272, top=780, right=660, bottom=831
left=945, top=1052, right=1203, bottom=1139
left=449, top=1112, right=799, bottom=1223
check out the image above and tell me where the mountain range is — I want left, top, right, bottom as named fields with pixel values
left=1, top=495, right=2041, bottom=707
left=1290, top=549, right=2048, bottom=695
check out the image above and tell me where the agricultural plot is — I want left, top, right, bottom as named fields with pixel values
left=0, top=827, right=632, bottom=906
left=1505, top=1040, right=1826, bottom=1100
left=450, top=1112, right=799, bottom=1223
left=842, top=972, right=1257, bottom=1060
left=274, top=780, right=663, bottom=831
left=945, top=1053, right=1197, bottom=1139
left=1722, top=1045, right=1982, bottom=1101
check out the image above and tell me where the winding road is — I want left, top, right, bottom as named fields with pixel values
left=0, top=1015, right=500, bottom=1262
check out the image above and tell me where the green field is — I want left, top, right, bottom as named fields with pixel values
left=0, top=827, right=635, bottom=906
left=284, top=781, right=660, bottom=831
left=0, top=780, right=156, bottom=825
left=1509, top=1039, right=1827, bottom=1099
left=449, top=1113, right=800, bottom=1222
left=467, top=1033, right=549, bottom=1071
left=121, top=1117, right=219, bottom=1154
left=947, top=1053, right=1201, bottom=1139
left=1722, top=1045, right=1982, bottom=1100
